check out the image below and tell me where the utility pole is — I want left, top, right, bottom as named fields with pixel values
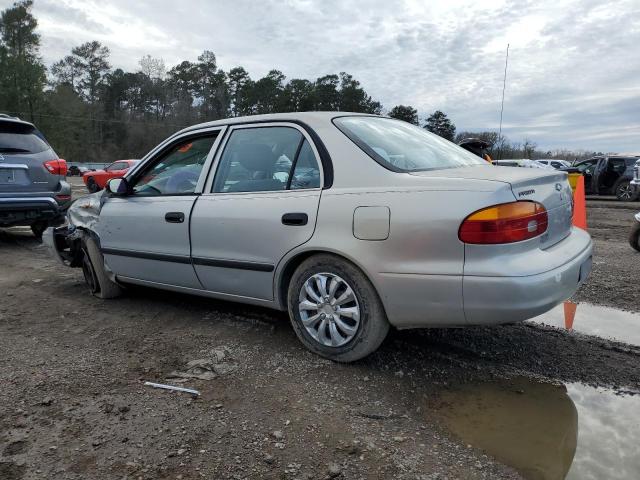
left=498, top=44, right=509, bottom=160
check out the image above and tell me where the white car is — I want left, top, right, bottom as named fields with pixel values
left=536, top=159, right=572, bottom=169
left=45, top=112, right=593, bottom=361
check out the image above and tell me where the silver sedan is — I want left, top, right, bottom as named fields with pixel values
left=46, top=112, right=593, bottom=361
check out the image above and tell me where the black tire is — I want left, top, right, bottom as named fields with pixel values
left=614, top=180, right=637, bottom=201
left=287, top=254, right=389, bottom=362
left=82, top=236, right=122, bottom=299
left=30, top=221, right=48, bottom=239
left=630, top=222, right=640, bottom=252
left=86, top=177, right=99, bottom=193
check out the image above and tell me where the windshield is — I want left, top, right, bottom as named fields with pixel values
left=333, top=116, right=485, bottom=172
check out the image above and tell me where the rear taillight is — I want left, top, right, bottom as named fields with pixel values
left=43, top=159, right=68, bottom=176
left=459, top=201, right=548, bottom=244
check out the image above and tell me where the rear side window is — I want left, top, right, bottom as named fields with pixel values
left=333, top=116, right=485, bottom=172
left=291, top=140, right=320, bottom=189
left=213, top=127, right=321, bottom=193
left=0, top=122, right=50, bottom=154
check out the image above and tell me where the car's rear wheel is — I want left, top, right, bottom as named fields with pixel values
left=287, top=254, right=389, bottom=362
left=614, top=180, right=637, bottom=201
left=82, top=236, right=122, bottom=299
left=86, top=177, right=99, bottom=193
left=30, top=221, right=48, bottom=239
left=629, top=222, right=640, bottom=252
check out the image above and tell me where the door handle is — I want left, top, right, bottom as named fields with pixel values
left=165, top=212, right=185, bottom=223
left=282, top=212, right=308, bottom=226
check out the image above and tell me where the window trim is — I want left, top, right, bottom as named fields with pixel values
left=180, top=118, right=333, bottom=189
left=202, top=122, right=324, bottom=196
left=122, top=127, right=226, bottom=198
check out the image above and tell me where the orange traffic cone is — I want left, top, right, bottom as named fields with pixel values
left=564, top=176, right=587, bottom=329
left=563, top=301, right=577, bottom=330
left=572, top=175, right=587, bottom=230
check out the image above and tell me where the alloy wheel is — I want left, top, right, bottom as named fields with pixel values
left=298, top=272, right=361, bottom=347
left=618, top=183, right=633, bottom=200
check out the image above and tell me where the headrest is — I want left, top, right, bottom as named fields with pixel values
left=234, top=143, right=275, bottom=171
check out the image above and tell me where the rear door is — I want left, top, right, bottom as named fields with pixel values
left=0, top=120, right=58, bottom=195
left=190, top=123, right=323, bottom=300
left=99, top=128, right=224, bottom=289
left=574, top=158, right=599, bottom=194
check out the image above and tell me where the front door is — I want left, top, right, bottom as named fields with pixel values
left=99, top=131, right=222, bottom=288
left=190, top=124, right=323, bottom=300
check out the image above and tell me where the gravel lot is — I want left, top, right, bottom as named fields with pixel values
left=1, top=187, right=639, bottom=479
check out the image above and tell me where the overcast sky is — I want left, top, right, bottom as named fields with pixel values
left=7, top=0, right=640, bottom=153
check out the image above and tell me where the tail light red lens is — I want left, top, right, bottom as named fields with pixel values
left=43, top=159, right=68, bottom=176
left=459, top=201, right=548, bottom=244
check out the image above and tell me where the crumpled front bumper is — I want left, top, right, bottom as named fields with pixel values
left=43, top=225, right=84, bottom=267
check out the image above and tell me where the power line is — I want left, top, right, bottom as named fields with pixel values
left=3, top=110, right=189, bottom=128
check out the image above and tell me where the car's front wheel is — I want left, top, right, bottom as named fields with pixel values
left=287, top=254, right=389, bottom=362
left=86, top=177, right=99, bottom=193
left=81, top=236, right=122, bottom=299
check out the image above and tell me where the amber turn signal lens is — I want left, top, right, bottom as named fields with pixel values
left=459, top=201, right=548, bottom=244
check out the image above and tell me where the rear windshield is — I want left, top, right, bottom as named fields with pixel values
left=333, top=116, right=485, bottom=172
left=0, top=121, right=50, bottom=154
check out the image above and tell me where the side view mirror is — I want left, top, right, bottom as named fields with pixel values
left=106, top=178, right=129, bottom=196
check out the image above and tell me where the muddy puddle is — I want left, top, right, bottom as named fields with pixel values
left=431, top=377, right=640, bottom=480
left=530, top=303, right=640, bottom=347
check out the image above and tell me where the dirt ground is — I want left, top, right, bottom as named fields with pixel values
left=1, top=189, right=639, bottom=480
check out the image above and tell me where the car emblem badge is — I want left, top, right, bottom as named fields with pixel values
left=555, top=183, right=562, bottom=191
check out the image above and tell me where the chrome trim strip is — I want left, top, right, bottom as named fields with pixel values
left=0, top=196, right=58, bottom=206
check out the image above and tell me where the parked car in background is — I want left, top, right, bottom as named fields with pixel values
left=536, top=159, right=572, bottom=169
left=492, top=159, right=555, bottom=170
left=46, top=112, right=592, bottom=361
left=569, top=155, right=639, bottom=201
left=0, top=115, right=71, bottom=237
left=458, top=138, right=493, bottom=163
left=67, top=164, right=89, bottom=176
left=82, top=160, right=140, bottom=192
left=630, top=211, right=640, bottom=252
left=630, top=158, right=640, bottom=198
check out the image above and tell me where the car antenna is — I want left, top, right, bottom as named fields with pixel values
left=498, top=43, right=509, bottom=161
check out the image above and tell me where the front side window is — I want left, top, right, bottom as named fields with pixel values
left=132, top=135, right=217, bottom=196
left=213, top=126, right=318, bottom=193
left=334, top=116, right=485, bottom=172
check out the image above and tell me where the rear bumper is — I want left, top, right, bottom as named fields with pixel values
left=377, top=227, right=592, bottom=329
left=463, top=227, right=593, bottom=324
left=0, top=196, right=66, bottom=227
left=631, top=178, right=640, bottom=193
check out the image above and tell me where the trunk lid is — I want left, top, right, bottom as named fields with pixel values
left=410, top=165, right=574, bottom=247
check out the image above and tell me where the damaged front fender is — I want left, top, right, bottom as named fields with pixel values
left=43, top=191, right=106, bottom=267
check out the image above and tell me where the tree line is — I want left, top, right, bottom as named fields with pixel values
left=0, top=1, right=597, bottom=164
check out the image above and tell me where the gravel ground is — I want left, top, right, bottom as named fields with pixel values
left=0, top=194, right=639, bottom=480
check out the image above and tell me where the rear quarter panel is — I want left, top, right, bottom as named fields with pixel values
left=284, top=179, right=517, bottom=328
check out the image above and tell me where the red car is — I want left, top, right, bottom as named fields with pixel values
left=82, top=160, right=140, bottom=193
